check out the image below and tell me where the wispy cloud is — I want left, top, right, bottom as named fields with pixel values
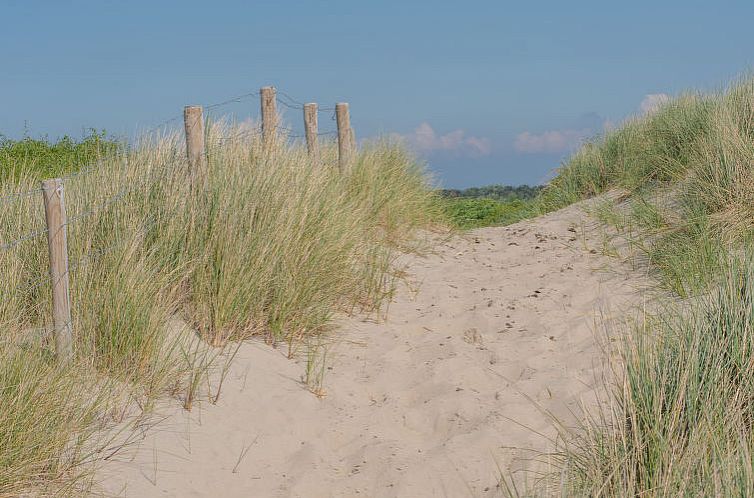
left=513, top=128, right=593, bottom=154
left=514, top=93, right=673, bottom=155
left=639, top=93, right=671, bottom=115
left=399, top=122, right=491, bottom=157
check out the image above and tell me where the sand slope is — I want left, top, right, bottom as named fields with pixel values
left=96, top=203, right=646, bottom=497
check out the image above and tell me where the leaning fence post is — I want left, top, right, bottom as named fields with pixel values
left=41, top=178, right=73, bottom=364
left=260, top=86, right=277, bottom=148
left=336, top=102, right=354, bottom=172
left=183, top=105, right=206, bottom=185
left=304, top=103, right=319, bottom=164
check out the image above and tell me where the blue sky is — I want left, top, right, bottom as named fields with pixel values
left=1, top=1, right=753, bottom=188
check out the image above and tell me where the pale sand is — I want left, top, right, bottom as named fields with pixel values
left=95, top=202, right=647, bottom=497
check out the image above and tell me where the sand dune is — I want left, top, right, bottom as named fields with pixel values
left=95, top=203, right=647, bottom=497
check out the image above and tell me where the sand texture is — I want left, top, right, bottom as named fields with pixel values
left=95, top=203, right=646, bottom=497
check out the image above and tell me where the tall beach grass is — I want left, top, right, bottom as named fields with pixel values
left=0, top=119, right=439, bottom=494
left=534, top=76, right=754, bottom=495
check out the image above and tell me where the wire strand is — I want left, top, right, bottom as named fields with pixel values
left=0, top=226, right=48, bottom=252
left=204, top=91, right=260, bottom=111
left=68, top=216, right=160, bottom=274
left=0, top=188, right=44, bottom=205
left=3, top=88, right=329, bottom=192
left=17, top=213, right=166, bottom=297
left=66, top=161, right=176, bottom=225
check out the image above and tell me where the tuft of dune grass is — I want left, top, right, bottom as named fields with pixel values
left=549, top=257, right=754, bottom=496
left=530, top=75, right=754, bottom=495
left=0, top=119, right=439, bottom=495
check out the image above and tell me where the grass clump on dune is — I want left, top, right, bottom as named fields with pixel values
left=172, top=126, right=439, bottom=347
left=532, top=76, right=754, bottom=495
left=555, top=257, right=754, bottom=496
left=0, top=348, right=109, bottom=496
left=0, top=120, right=439, bottom=494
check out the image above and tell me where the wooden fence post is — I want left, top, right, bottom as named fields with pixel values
left=41, top=178, right=73, bottom=364
left=303, top=103, right=319, bottom=164
left=183, top=105, right=206, bottom=183
left=260, top=86, right=277, bottom=147
left=336, top=102, right=353, bottom=172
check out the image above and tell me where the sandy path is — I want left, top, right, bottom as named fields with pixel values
left=96, top=204, right=645, bottom=497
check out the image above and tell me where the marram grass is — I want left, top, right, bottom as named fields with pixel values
left=530, top=75, right=754, bottom=496
left=0, top=120, right=440, bottom=495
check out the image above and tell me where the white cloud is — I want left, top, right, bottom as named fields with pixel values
left=640, top=93, right=671, bottom=115
left=402, top=122, right=491, bottom=157
left=513, top=93, right=671, bottom=155
left=513, top=128, right=592, bottom=154
left=465, top=136, right=492, bottom=156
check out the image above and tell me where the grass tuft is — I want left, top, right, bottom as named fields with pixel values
left=531, top=74, right=754, bottom=495
left=0, top=119, right=439, bottom=494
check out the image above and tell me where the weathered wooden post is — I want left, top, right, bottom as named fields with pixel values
left=303, top=103, right=319, bottom=164
left=41, top=178, right=73, bottom=364
left=336, top=103, right=354, bottom=171
left=260, top=86, right=277, bottom=148
left=183, top=105, right=206, bottom=184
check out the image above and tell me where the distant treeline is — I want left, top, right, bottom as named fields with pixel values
left=439, top=184, right=543, bottom=202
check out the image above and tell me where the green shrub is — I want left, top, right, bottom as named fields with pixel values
left=442, top=197, right=533, bottom=229
left=440, top=184, right=542, bottom=202
left=0, top=131, right=120, bottom=183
